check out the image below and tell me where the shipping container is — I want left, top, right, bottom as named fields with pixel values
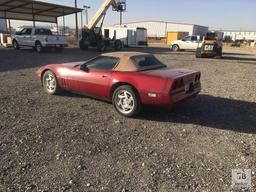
left=166, top=32, right=189, bottom=44
left=102, top=27, right=148, bottom=46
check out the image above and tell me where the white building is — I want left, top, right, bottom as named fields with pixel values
left=114, top=20, right=209, bottom=38
left=222, top=31, right=256, bottom=41
left=0, top=19, right=7, bottom=33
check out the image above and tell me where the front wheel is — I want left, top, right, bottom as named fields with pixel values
left=79, top=40, right=88, bottom=50
left=112, top=85, right=142, bottom=117
left=42, top=71, right=62, bottom=95
left=13, top=40, right=19, bottom=50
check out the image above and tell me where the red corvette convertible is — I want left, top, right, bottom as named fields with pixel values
left=36, top=52, right=201, bottom=117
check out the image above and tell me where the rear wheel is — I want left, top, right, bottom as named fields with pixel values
left=13, top=40, right=19, bottom=50
left=42, top=71, right=62, bottom=95
left=35, top=41, right=43, bottom=53
left=114, top=40, right=122, bottom=51
left=172, top=44, right=180, bottom=52
left=97, top=40, right=106, bottom=52
left=112, top=85, right=142, bottom=117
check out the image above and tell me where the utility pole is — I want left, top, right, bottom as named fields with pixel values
left=120, top=11, right=122, bottom=25
left=75, top=0, right=79, bottom=41
left=83, top=5, right=91, bottom=25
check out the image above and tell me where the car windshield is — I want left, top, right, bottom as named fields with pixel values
left=131, top=55, right=166, bottom=71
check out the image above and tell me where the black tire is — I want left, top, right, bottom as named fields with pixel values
left=13, top=40, right=19, bottom=50
left=42, top=71, right=62, bottom=95
left=172, top=44, right=180, bottom=52
left=214, top=47, right=222, bottom=59
left=196, top=48, right=202, bottom=58
left=35, top=41, right=43, bottom=53
left=97, top=40, right=106, bottom=52
left=112, top=85, right=142, bottom=117
left=114, top=40, right=122, bottom=51
left=79, top=40, right=88, bottom=50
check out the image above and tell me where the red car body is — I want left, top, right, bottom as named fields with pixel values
left=36, top=52, right=201, bottom=107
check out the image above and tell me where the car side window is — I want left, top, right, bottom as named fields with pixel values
left=35, top=29, right=52, bottom=35
left=23, top=28, right=32, bottom=35
left=84, top=56, right=119, bottom=71
left=191, top=36, right=198, bottom=41
left=20, top=28, right=28, bottom=35
left=183, top=36, right=192, bottom=41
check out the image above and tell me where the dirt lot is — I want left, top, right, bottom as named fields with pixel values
left=0, top=46, right=256, bottom=192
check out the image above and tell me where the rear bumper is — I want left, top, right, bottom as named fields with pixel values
left=140, top=84, right=201, bottom=106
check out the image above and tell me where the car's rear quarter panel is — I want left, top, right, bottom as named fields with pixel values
left=111, top=72, right=171, bottom=105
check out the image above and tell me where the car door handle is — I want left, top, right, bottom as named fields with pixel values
left=102, top=75, right=108, bottom=78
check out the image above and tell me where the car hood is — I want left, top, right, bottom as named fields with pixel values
left=141, top=67, right=197, bottom=79
left=170, top=40, right=182, bottom=44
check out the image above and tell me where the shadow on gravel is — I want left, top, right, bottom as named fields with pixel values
left=221, top=56, right=256, bottom=62
left=139, top=94, right=256, bottom=134
left=0, top=48, right=99, bottom=72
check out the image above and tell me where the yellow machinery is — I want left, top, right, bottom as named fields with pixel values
left=196, top=31, right=223, bottom=58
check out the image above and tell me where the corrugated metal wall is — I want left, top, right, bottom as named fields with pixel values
left=114, top=21, right=208, bottom=38
left=193, top=25, right=208, bottom=36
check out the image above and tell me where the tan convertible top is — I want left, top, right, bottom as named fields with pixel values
left=102, top=51, right=151, bottom=72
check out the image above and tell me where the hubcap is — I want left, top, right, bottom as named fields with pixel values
left=45, top=74, right=56, bottom=92
left=115, top=90, right=135, bottom=114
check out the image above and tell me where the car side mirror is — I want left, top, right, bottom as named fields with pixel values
left=80, top=65, right=89, bottom=72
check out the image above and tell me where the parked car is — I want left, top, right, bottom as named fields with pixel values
left=36, top=52, right=201, bottom=117
left=170, top=35, right=201, bottom=51
left=12, top=27, right=67, bottom=53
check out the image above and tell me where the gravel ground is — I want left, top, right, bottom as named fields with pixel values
left=0, top=46, right=256, bottom=192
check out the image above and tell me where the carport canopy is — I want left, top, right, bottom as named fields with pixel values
left=0, top=0, right=83, bottom=23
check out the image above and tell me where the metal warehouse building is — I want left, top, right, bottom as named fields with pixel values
left=114, top=20, right=209, bottom=38
left=222, top=30, right=256, bottom=41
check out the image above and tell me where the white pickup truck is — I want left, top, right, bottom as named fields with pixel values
left=170, top=35, right=202, bottom=51
left=12, top=27, right=67, bottom=53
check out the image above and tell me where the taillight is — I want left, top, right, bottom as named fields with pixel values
left=172, top=79, right=184, bottom=90
left=179, top=79, right=184, bottom=87
left=195, top=73, right=201, bottom=82
left=172, top=81, right=178, bottom=90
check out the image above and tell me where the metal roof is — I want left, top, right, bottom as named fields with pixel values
left=0, top=0, right=83, bottom=23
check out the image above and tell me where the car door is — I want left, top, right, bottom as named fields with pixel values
left=67, top=56, right=119, bottom=98
left=190, top=36, right=200, bottom=50
left=16, top=28, right=27, bottom=45
left=180, top=36, right=192, bottom=49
